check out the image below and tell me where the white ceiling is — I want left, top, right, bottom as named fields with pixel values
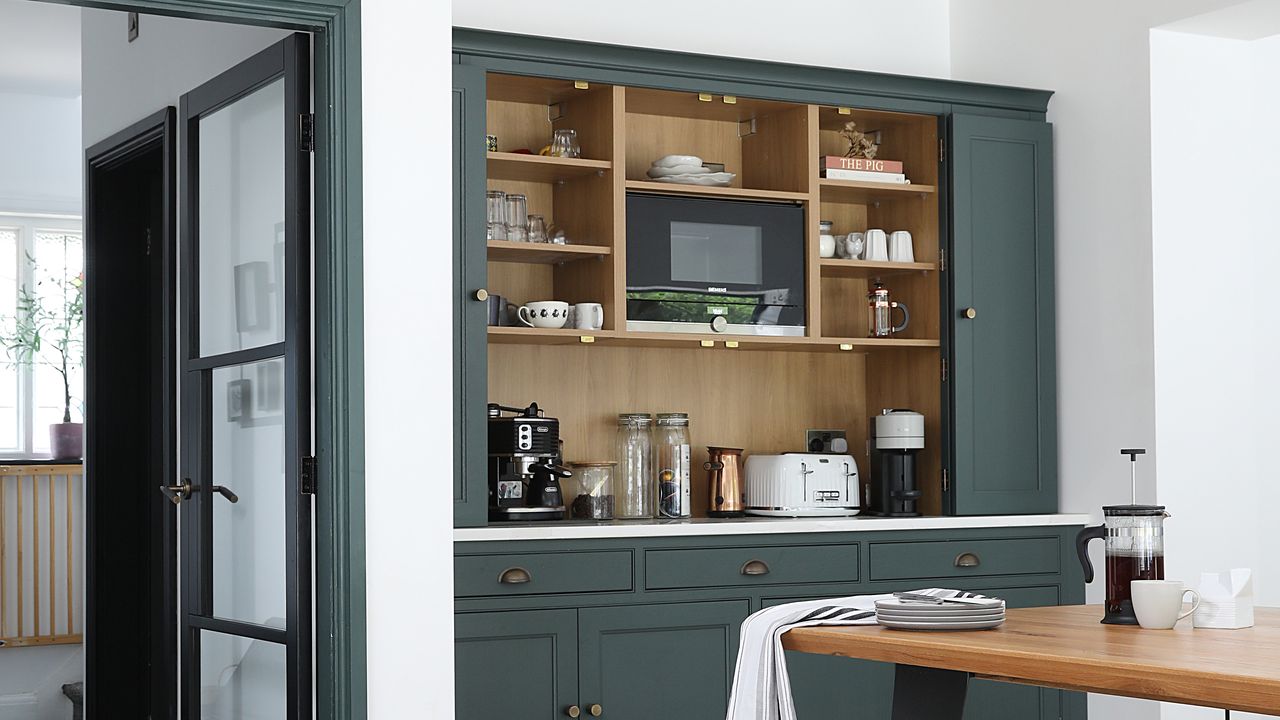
left=0, top=0, right=81, bottom=97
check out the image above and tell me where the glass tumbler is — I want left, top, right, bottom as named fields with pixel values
left=550, top=129, right=581, bottom=158
left=486, top=190, right=507, bottom=241
left=504, top=194, right=528, bottom=242
left=568, top=461, right=616, bottom=520
left=616, top=414, right=654, bottom=519
left=527, top=214, right=548, bottom=243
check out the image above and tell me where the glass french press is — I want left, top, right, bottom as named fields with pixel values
left=1076, top=449, right=1170, bottom=624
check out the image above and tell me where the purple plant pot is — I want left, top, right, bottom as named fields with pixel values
left=50, top=422, right=84, bottom=461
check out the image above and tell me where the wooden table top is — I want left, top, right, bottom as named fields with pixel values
left=782, top=604, right=1280, bottom=715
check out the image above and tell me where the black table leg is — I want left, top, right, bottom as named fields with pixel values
left=891, top=664, right=969, bottom=720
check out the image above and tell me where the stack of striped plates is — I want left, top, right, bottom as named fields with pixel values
left=875, top=596, right=1006, bottom=631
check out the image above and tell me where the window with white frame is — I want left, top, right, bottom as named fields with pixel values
left=0, top=214, right=84, bottom=458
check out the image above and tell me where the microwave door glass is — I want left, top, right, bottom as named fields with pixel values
left=669, top=221, right=763, bottom=285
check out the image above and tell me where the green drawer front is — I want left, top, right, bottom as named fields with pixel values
left=868, top=537, right=1059, bottom=581
left=645, top=543, right=859, bottom=590
left=455, top=550, right=633, bottom=597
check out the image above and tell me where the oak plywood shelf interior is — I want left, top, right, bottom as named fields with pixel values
left=479, top=71, right=949, bottom=516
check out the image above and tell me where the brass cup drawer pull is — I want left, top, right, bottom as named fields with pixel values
left=740, top=559, right=771, bottom=576
left=497, top=567, right=532, bottom=584
left=954, top=552, right=981, bottom=568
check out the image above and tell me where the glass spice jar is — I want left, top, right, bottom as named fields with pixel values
left=654, top=413, right=691, bottom=519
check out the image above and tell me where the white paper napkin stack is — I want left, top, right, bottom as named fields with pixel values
left=1193, top=568, right=1254, bottom=629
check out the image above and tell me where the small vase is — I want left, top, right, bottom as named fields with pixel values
left=50, top=422, right=84, bottom=461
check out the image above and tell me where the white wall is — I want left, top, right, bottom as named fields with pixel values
left=0, top=92, right=81, bottom=215
left=453, top=0, right=953, bottom=79
left=1151, top=25, right=1280, bottom=720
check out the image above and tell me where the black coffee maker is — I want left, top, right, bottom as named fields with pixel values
left=487, top=402, right=570, bottom=521
left=867, top=409, right=924, bottom=517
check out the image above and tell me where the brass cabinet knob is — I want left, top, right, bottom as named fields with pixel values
left=954, top=552, right=981, bottom=568
left=566, top=706, right=581, bottom=718
left=474, top=288, right=489, bottom=302
left=589, top=704, right=603, bottom=717
left=963, top=307, right=977, bottom=319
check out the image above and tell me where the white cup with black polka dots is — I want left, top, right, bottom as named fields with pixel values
left=516, top=301, right=570, bottom=329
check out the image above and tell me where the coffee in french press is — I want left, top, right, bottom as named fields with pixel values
left=1075, top=449, right=1170, bottom=625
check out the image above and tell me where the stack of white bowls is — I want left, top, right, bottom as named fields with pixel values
left=646, top=154, right=735, bottom=187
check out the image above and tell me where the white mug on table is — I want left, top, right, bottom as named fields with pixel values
left=572, top=302, right=605, bottom=330
left=1132, top=580, right=1201, bottom=629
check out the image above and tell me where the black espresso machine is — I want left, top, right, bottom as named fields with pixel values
left=488, top=402, right=570, bottom=521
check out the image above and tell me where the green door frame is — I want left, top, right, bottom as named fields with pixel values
left=41, top=1, right=365, bottom=718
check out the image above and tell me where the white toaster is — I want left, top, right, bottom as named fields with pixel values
left=743, top=453, right=860, bottom=517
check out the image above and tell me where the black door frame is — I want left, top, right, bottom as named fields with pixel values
left=44, top=1, right=365, bottom=718
left=178, top=34, right=312, bottom=720
left=84, top=106, right=178, bottom=719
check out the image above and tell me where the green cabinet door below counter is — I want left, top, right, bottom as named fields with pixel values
left=455, top=609, right=578, bottom=719
left=577, top=600, right=749, bottom=720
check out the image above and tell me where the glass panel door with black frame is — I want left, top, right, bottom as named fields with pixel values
left=177, top=33, right=312, bottom=720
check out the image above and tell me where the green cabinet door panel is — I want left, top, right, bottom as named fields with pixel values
left=455, top=609, right=578, bottom=719
left=950, top=113, right=1057, bottom=515
left=452, top=63, right=489, bottom=527
left=578, top=600, right=749, bottom=719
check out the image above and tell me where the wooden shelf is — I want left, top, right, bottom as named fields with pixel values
left=487, top=152, right=611, bottom=183
left=488, top=326, right=939, bottom=353
left=820, top=259, right=937, bottom=279
left=487, top=240, right=611, bottom=265
left=819, top=177, right=935, bottom=204
left=625, top=180, right=807, bottom=203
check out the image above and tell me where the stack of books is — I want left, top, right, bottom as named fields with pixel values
left=820, top=156, right=908, bottom=184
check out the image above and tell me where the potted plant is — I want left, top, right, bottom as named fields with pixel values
left=0, top=259, right=85, bottom=460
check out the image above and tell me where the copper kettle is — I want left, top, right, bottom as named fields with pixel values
left=705, top=447, right=745, bottom=518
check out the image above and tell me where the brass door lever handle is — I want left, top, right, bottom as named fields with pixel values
left=159, top=482, right=192, bottom=505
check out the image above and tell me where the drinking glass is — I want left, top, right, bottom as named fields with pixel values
left=504, top=194, right=528, bottom=242
left=550, top=129, right=581, bottom=158
left=527, top=214, right=548, bottom=243
left=485, top=190, right=507, bottom=241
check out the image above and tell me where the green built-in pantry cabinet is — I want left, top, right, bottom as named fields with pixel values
left=455, top=525, right=1087, bottom=719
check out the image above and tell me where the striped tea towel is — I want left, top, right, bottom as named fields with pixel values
left=725, top=588, right=987, bottom=720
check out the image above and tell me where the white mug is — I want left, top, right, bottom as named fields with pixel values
left=888, top=230, right=914, bottom=262
left=573, top=302, right=604, bottom=330
left=864, top=229, right=889, bottom=262
left=1132, top=580, right=1201, bottom=629
left=517, top=301, right=569, bottom=329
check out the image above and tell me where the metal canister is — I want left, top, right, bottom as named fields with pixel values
left=654, top=413, right=691, bottom=518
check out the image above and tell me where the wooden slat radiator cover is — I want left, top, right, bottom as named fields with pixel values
left=0, top=464, right=83, bottom=648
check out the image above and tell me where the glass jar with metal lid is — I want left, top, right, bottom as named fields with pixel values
left=654, top=413, right=691, bottom=519
left=616, top=414, right=654, bottom=519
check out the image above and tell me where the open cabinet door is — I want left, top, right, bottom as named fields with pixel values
left=177, top=33, right=313, bottom=719
left=948, top=113, right=1057, bottom=515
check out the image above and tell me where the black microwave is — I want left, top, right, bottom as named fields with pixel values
left=625, top=193, right=806, bottom=336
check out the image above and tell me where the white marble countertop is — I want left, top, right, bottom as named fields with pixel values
left=454, top=513, right=1091, bottom=542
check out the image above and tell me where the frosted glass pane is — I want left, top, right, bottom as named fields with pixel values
left=31, top=231, right=84, bottom=450
left=211, top=360, right=286, bottom=627
left=199, top=630, right=285, bottom=719
left=198, top=79, right=286, bottom=357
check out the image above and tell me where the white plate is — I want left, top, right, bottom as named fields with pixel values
left=647, top=164, right=711, bottom=178
left=877, top=612, right=1005, bottom=624
left=877, top=608, right=1005, bottom=620
left=651, top=172, right=735, bottom=187
left=652, top=154, right=703, bottom=168
left=878, top=617, right=1004, bottom=631
left=875, top=597, right=1004, bottom=611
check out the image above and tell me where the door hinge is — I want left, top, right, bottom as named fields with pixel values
left=938, top=137, right=946, bottom=164
left=941, top=358, right=948, bottom=382
left=301, top=455, right=317, bottom=495
left=943, top=469, right=950, bottom=493
left=939, top=248, right=946, bottom=272
left=299, top=113, right=316, bottom=152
